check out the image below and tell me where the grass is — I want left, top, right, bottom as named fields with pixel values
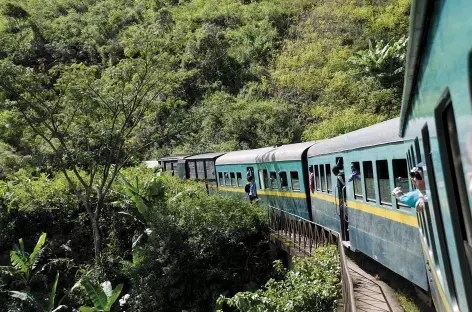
left=396, top=291, right=421, bottom=312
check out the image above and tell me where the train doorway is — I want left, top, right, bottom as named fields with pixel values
left=335, top=157, right=349, bottom=242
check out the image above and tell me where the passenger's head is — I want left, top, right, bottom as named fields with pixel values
left=332, top=166, right=340, bottom=176
left=309, top=167, right=313, bottom=173
left=410, top=165, right=425, bottom=192
left=248, top=176, right=253, bottom=183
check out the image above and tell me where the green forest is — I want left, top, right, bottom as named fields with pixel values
left=0, top=0, right=410, bottom=311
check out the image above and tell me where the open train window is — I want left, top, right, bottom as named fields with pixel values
left=314, top=165, right=320, bottom=191
left=326, top=164, right=332, bottom=193
left=224, top=172, right=230, bottom=186
left=230, top=172, right=236, bottom=187
left=422, top=122, right=458, bottom=298
left=393, top=159, right=410, bottom=208
left=236, top=172, right=242, bottom=187
left=270, top=171, right=277, bottom=190
left=351, top=162, right=363, bottom=200
left=436, top=96, right=472, bottom=289
left=218, top=172, right=223, bottom=185
left=320, top=165, right=326, bottom=192
left=363, top=162, right=375, bottom=203
left=376, top=160, right=391, bottom=206
left=279, top=171, right=288, bottom=190
left=291, top=171, right=300, bottom=191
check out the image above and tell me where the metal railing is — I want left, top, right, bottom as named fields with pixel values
left=267, top=206, right=356, bottom=312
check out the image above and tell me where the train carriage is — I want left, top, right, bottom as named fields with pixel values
left=215, top=147, right=275, bottom=200
left=255, top=142, right=316, bottom=220
left=308, top=118, right=428, bottom=290
left=400, top=0, right=472, bottom=310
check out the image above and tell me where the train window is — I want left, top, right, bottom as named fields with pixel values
left=189, top=161, right=197, bottom=179
left=258, top=169, right=268, bottom=189
left=224, top=172, right=230, bottom=186
left=205, top=160, right=216, bottom=180
left=422, top=122, right=458, bottom=295
left=326, top=164, right=332, bottom=193
left=291, top=171, right=300, bottom=191
left=218, top=172, right=223, bottom=185
left=351, top=162, right=363, bottom=200
left=246, top=167, right=254, bottom=179
left=376, top=160, right=391, bottom=206
left=436, top=99, right=472, bottom=286
left=414, top=138, right=422, bottom=164
left=393, top=159, right=410, bottom=208
left=236, top=172, right=242, bottom=186
left=230, top=172, right=236, bottom=187
left=320, top=165, right=326, bottom=192
left=315, top=165, right=320, bottom=191
left=279, top=171, right=288, bottom=190
left=270, top=171, right=277, bottom=190
left=363, top=162, right=375, bottom=203
left=196, top=161, right=205, bottom=180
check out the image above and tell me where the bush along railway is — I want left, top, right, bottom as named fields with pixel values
left=157, top=0, right=472, bottom=311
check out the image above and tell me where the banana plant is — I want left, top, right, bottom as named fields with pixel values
left=79, top=278, right=124, bottom=312
left=0, top=232, right=47, bottom=288
left=9, top=271, right=67, bottom=312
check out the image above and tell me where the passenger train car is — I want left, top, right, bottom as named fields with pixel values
left=399, top=0, right=472, bottom=311
left=158, top=0, right=472, bottom=310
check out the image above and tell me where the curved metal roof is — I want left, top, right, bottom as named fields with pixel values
left=308, top=118, right=402, bottom=157
left=400, top=0, right=429, bottom=137
left=185, top=152, right=226, bottom=160
left=215, top=147, right=275, bottom=165
left=159, top=155, right=190, bottom=161
left=257, top=142, right=317, bottom=163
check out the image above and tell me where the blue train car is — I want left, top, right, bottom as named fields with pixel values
left=400, top=0, right=472, bottom=310
left=215, top=147, right=275, bottom=200
left=308, top=118, right=428, bottom=290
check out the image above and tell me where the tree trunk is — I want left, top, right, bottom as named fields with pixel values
left=91, top=216, right=102, bottom=263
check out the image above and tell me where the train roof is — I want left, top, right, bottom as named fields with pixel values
left=258, top=142, right=317, bottom=162
left=159, top=155, right=190, bottom=161
left=215, top=147, right=275, bottom=165
left=185, top=152, right=226, bottom=160
left=307, top=118, right=402, bottom=157
left=400, top=0, right=429, bottom=137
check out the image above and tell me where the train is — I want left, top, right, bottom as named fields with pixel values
left=157, top=0, right=472, bottom=311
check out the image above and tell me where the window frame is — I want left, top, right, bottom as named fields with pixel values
left=279, top=171, right=288, bottom=190
left=269, top=171, right=278, bottom=190
left=351, top=161, right=363, bottom=200
left=376, top=160, right=391, bottom=206
left=314, top=165, right=320, bottom=191
left=236, top=172, right=242, bottom=187
left=363, top=161, right=375, bottom=203
left=230, top=172, right=236, bottom=187
left=326, top=164, right=332, bottom=193
left=290, top=171, right=300, bottom=192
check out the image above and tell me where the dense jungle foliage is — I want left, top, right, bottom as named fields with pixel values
left=0, top=0, right=410, bottom=310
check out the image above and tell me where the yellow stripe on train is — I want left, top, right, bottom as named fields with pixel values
left=217, top=186, right=418, bottom=228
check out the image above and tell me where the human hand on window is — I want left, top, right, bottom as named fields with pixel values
left=391, top=187, right=404, bottom=199
left=415, top=198, right=424, bottom=213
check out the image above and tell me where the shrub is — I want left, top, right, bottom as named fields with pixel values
left=123, top=176, right=273, bottom=312
left=217, top=246, right=341, bottom=312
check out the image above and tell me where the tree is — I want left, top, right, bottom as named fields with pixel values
left=0, top=23, right=182, bottom=261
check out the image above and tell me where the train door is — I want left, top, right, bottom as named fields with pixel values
left=335, top=157, right=349, bottom=241
left=435, top=99, right=472, bottom=310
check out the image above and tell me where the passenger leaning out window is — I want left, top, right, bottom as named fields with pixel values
left=392, top=163, right=427, bottom=212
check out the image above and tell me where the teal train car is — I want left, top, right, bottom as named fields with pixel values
left=215, top=143, right=316, bottom=220
left=400, top=0, right=472, bottom=310
left=214, top=147, right=275, bottom=200
left=308, top=118, right=427, bottom=290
